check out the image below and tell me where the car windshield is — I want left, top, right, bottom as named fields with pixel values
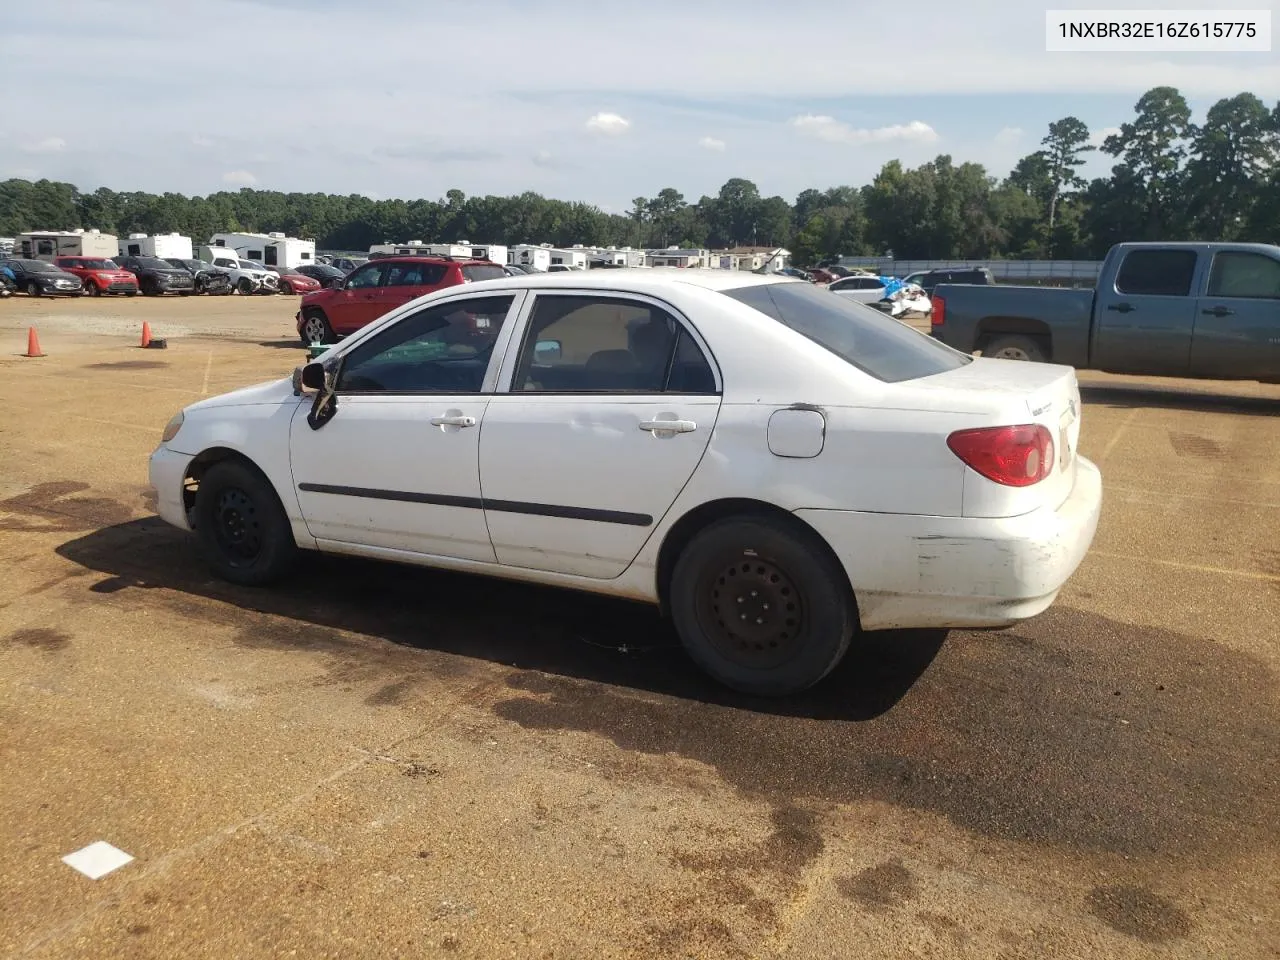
left=77, top=259, right=118, bottom=270
left=239, top=260, right=266, bottom=270
left=20, top=260, right=57, bottom=272
left=462, top=264, right=506, bottom=282
left=721, top=280, right=971, bottom=383
left=275, top=267, right=300, bottom=276
left=135, top=257, right=171, bottom=269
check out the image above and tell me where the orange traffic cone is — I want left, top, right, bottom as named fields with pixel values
left=140, top=321, right=152, bottom=348
left=24, top=326, right=45, bottom=358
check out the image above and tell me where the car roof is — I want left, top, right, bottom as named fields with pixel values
left=459, top=266, right=796, bottom=295
left=372, top=255, right=495, bottom=266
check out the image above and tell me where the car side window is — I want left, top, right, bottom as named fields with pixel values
left=1207, top=252, right=1280, bottom=300
left=346, top=263, right=386, bottom=289
left=385, top=262, right=445, bottom=286
left=1115, top=250, right=1198, bottom=297
left=511, top=295, right=715, bottom=394
left=335, top=295, right=515, bottom=394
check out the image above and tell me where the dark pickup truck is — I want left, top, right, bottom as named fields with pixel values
left=929, top=242, right=1280, bottom=383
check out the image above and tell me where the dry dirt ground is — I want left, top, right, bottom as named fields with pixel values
left=1, top=294, right=1278, bottom=959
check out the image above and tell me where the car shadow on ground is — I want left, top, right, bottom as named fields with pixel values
left=54, top=517, right=946, bottom=722
left=1080, top=383, right=1280, bottom=417
left=50, top=514, right=1280, bottom=867
left=256, top=339, right=309, bottom=350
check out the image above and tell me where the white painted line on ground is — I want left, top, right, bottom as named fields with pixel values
left=1090, top=550, right=1280, bottom=583
left=61, top=842, right=134, bottom=880
left=201, top=350, right=213, bottom=396
left=1097, top=408, right=1141, bottom=463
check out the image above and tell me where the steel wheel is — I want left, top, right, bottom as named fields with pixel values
left=695, top=555, right=805, bottom=671
left=212, top=486, right=263, bottom=565
left=83, top=281, right=100, bottom=296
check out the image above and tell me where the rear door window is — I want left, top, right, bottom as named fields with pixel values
left=1115, top=250, right=1198, bottom=296
left=462, top=264, right=507, bottom=283
left=385, top=262, right=446, bottom=287
left=1206, top=252, right=1280, bottom=300
left=722, top=281, right=970, bottom=383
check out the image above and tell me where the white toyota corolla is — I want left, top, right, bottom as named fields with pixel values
left=149, top=268, right=1101, bottom=696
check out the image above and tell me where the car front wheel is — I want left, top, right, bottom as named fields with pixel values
left=669, top=514, right=856, bottom=697
left=193, top=459, right=299, bottom=586
left=299, top=309, right=336, bottom=345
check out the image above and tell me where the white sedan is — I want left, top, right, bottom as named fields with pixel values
left=149, top=269, right=1102, bottom=696
left=827, top=274, right=888, bottom=303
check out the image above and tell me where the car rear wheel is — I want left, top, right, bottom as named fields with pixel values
left=984, top=334, right=1047, bottom=363
left=300, top=309, right=336, bottom=345
left=669, top=515, right=856, bottom=697
left=193, top=460, right=298, bottom=586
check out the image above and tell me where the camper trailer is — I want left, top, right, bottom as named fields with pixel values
left=546, top=248, right=589, bottom=271
left=18, top=229, right=119, bottom=262
left=508, top=245, right=552, bottom=271
left=368, top=241, right=506, bottom=263
left=118, top=233, right=193, bottom=260
left=208, top=231, right=316, bottom=268
left=368, top=240, right=432, bottom=258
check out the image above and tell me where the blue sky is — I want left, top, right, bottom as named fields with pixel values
left=1, top=0, right=1276, bottom=212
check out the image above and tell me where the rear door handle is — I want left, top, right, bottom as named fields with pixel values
left=639, top=419, right=696, bottom=434
left=429, top=415, right=476, bottom=427
left=1201, top=306, right=1234, bottom=317
left=1106, top=302, right=1134, bottom=313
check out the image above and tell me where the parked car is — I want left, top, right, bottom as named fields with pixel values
left=271, top=266, right=323, bottom=295
left=930, top=241, right=1280, bottom=382
left=296, top=256, right=507, bottom=344
left=116, top=255, right=196, bottom=296
left=827, top=274, right=888, bottom=303
left=150, top=269, right=1101, bottom=697
left=203, top=252, right=281, bottom=295
left=328, top=257, right=367, bottom=273
left=915, top=267, right=995, bottom=295
left=55, top=256, right=139, bottom=296
left=295, top=263, right=347, bottom=288
left=164, top=258, right=233, bottom=295
left=806, top=268, right=840, bottom=284
left=1, top=258, right=85, bottom=296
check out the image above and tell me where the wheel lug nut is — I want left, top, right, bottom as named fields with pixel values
left=737, top=597, right=744, bottom=603
left=756, top=618, right=763, bottom=624
left=740, top=614, right=747, bottom=620
left=750, top=590, right=758, bottom=597
left=762, top=603, right=770, bottom=610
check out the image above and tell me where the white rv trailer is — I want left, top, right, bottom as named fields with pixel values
left=369, top=240, right=506, bottom=263
left=17, top=229, right=119, bottom=262
left=208, top=231, right=316, bottom=268
left=546, top=247, right=589, bottom=270
left=369, top=240, right=431, bottom=257
left=508, top=245, right=552, bottom=271
left=118, top=232, right=194, bottom=259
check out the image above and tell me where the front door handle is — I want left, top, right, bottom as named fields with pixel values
left=1106, top=302, right=1134, bottom=313
left=639, top=419, right=696, bottom=434
left=1201, top=305, right=1234, bottom=317
left=430, top=414, right=476, bottom=427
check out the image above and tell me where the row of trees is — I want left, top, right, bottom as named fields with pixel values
left=2, top=87, right=1276, bottom=265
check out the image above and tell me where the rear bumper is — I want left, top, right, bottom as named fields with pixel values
left=148, top=445, right=195, bottom=531
left=796, top=456, right=1102, bottom=631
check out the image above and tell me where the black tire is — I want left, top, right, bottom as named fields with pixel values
left=193, top=459, right=298, bottom=586
left=83, top=281, right=100, bottom=297
left=280, top=280, right=293, bottom=295
left=237, top=277, right=253, bottom=295
left=669, top=515, right=856, bottom=697
left=984, top=334, right=1047, bottom=363
left=143, top=278, right=160, bottom=296
left=299, top=309, right=336, bottom=345
left=194, top=276, right=207, bottom=295
left=26, top=281, right=41, bottom=297
left=125, top=290, right=138, bottom=297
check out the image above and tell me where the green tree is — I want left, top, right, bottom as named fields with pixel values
left=1101, top=86, right=1192, bottom=238
left=1185, top=93, right=1279, bottom=238
left=1041, top=117, right=1094, bottom=230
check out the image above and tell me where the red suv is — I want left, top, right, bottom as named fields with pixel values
left=55, top=256, right=139, bottom=296
left=296, top=256, right=507, bottom=344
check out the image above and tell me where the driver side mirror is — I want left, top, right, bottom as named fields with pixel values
left=534, top=339, right=561, bottom=362
left=300, top=361, right=327, bottom=391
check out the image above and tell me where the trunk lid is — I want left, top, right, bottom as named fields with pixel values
left=913, top=357, right=1082, bottom=517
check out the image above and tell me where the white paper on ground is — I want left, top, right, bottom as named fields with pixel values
left=61, top=841, right=134, bottom=880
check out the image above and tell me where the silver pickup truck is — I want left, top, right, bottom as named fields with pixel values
left=929, top=242, right=1280, bottom=383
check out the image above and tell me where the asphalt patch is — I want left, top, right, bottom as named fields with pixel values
left=83, top=361, right=171, bottom=370
left=1086, top=884, right=1193, bottom=943
left=837, top=859, right=918, bottom=911
left=6, top=628, right=72, bottom=652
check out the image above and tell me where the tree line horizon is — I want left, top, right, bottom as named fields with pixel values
left=2, top=86, right=1276, bottom=266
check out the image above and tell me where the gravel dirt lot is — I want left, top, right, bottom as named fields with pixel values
left=2, top=294, right=1278, bottom=959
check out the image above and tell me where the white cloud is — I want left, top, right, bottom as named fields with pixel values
left=585, top=112, right=630, bottom=135
left=698, top=136, right=726, bottom=151
left=790, top=116, right=939, bottom=145
left=190, top=134, right=214, bottom=148
left=221, top=170, right=258, bottom=186
left=1090, top=126, right=1123, bottom=147
left=21, top=137, right=67, bottom=154
left=994, top=126, right=1023, bottom=146
left=532, top=149, right=555, bottom=166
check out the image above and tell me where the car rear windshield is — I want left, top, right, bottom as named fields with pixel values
left=462, top=264, right=506, bottom=282
left=721, top=281, right=971, bottom=383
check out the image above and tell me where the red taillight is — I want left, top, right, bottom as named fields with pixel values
left=947, top=424, right=1054, bottom=487
left=930, top=294, right=945, bottom=327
